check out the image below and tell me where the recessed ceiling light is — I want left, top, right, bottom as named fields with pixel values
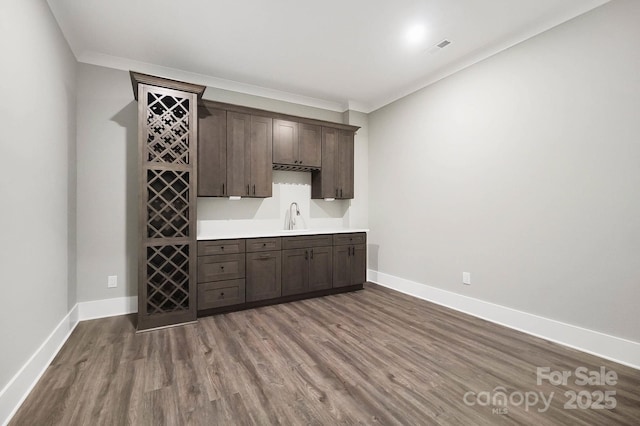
left=405, top=24, right=427, bottom=46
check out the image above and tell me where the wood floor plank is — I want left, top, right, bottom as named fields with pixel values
left=9, top=283, right=640, bottom=425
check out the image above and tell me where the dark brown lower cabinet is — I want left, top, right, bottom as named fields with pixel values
left=197, top=232, right=365, bottom=316
left=282, top=246, right=332, bottom=296
left=333, top=244, right=366, bottom=288
left=246, top=251, right=282, bottom=301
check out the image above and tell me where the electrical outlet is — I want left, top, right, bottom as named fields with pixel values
left=108, top=275, right=118, bottom=288
left=462, top=272, right=471, bottom=285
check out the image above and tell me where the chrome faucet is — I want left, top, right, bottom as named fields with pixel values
left=288, top=202, right=300, bottom=230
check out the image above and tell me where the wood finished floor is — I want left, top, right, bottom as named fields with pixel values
left=10, top=283, right=640, bottom=425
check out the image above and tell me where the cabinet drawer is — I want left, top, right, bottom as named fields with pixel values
left=197, top=240, right=245, bottom=256
left=282, top=234, right=333, bottom=250
left=333, top=233, right=366, bottom=246
left=246, top=237, right=282, bottom=252
left=198, top=279, right=245, bottom=309
left=197, top=253, right=245, bottom=282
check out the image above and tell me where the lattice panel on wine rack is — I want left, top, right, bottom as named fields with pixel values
left=145, top=92, right=191, bottom=164
left=146, top=244, right=190, bottom=314
left=147, top=169, right=190, bottom=238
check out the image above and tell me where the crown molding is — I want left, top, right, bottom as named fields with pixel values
left=77, top=52, right=365, bottom=113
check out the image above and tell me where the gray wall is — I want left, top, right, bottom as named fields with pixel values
left=368, top=0, right=640, bottom=342
left=0, top=0, right=77, bottom=389
left=76, top=64, right=138, bottom=301
left=75, top=64, right=368, bottom=302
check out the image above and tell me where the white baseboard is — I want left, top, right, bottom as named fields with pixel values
left=368, top=269, right=640, bottom=370
left=1, top=296, right=138, bottom=426
left=78, top=296, right=138, bottom=321
left=0, top=305, right=80, bottom=426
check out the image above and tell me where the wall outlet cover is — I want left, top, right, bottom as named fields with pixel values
left=108, top=275, right=118, bottom=288
left=462, top=272, right=471, bottom=285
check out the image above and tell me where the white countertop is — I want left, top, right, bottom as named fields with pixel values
left=197, top=228, right=369, bottom=240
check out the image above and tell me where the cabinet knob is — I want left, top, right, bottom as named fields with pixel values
left=220, top=265, right=225, bottom=270
left=221, top=246, right=224, bottom=250
left=263, top=243, right=267, bottom=247
left=220, top=292, right=225, bottom=298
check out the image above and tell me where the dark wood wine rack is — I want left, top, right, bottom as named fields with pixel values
left=131, top=72, right=205, bottom=331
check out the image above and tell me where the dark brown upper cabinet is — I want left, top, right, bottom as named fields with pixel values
left=273, top=119, right=321, bottom=171
left=249, top=116, right=273, bottom=197
left=311, top=127, right=355, bottom=199
left=337, top=129, right=355, bottom=199
left=199, top=109, right=272, bottom=198
left=198, top=106, right=226, bottom=196
left=198, top=100, right=357, bottom=198
left=227, top=111, right=251, bottom=196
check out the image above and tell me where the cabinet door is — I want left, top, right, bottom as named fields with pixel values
left=273, top=119, right=298, bottom=166
left=227, top=112, right=251, bottom=196
left=198, top=107, right=227, bottom=196
left=309, top=246, right=333, bottom=291
left=246, top=251, right=281, bottom=301
left=250, top=116, right=273, bottom=197
left=351, top=244, right=366, bottom=285
left=298, top=123, right=321, bottom=168
left=281, top=249, right=308, bottom=296
left=312, top=127, right=338, bottom=199
left=332, top=245, right=351, bottom=288
left=337, top=130, right=354, bottom=199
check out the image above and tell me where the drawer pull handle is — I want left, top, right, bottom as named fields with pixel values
left=259, top=254, right=271, bottom=259
left=305, top=250, right=308, bottom=260
left=310, top=249, right=314, bottom=259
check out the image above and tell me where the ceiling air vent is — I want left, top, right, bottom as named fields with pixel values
left=426, top=39, right=452, bottom=55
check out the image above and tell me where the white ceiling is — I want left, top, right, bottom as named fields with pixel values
left=47, top=0, right=608, bottom=112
